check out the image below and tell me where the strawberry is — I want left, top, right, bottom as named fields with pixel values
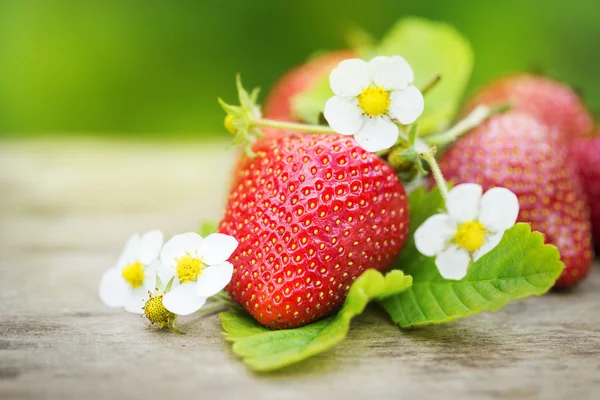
left=462, top=74, right=594, bottom=144
left=219, top=133, right=409, bottom=328
left=437, top=111, right=594, bottom=288
left=263, top=50, right=355, bottom=123
left=571, top=133, right=600, bottom=250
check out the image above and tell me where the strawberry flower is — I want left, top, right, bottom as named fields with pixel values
left=158, top=232, right=238, bottom=315
left=324, top=56, right=424, bottom=152
left=99, top=230, right=164, bottom=314
left=414, top=184, right=519, bottom=280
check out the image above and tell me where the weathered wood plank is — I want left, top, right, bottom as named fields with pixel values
left=0, top=140, right=598, bottom=400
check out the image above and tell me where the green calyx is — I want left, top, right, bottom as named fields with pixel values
left=218, top=75, right=264, bottom=157
left=143, top=275, right=183, bottom=334
left=143, top=290, right=182, bottom=334
left=387, top=140, right=420, bottom=182
left=382, top=124, right=428, bottom=184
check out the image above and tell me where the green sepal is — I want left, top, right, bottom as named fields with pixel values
left=217, top=98, right=242, bottom=116
left=155, top=273, right=164, bottom=292
left=408, top=124, right=417, bottom=144
left=398, top=147, right=418, bottom=162
left=165, top=277, right=175, bottom=293
left=169, top=324, right=184, bottom=334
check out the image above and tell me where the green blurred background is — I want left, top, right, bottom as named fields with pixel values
left=0, top=0, right=598, bottom=137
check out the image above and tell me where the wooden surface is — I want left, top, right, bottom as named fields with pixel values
left=1, top=140, right=599, bottom=400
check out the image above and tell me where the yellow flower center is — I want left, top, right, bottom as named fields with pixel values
left=176, top=253, right=203, bottom=283
left=143, top=294, right=171, bottom=325
left=121, top=261, right=145, bottom=288
left=454, top=220, right=487, bottom=252
left=358, top=86, right=391, bottom=116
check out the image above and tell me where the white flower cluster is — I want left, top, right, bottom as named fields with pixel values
left=99, top=230, right=238, bottom=317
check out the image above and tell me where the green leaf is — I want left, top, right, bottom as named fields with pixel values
left=291, top=17, right=473, bottom=132
left=380, top=187, right=564, bottom=328
left=220, top=269, right=412, bottom=372
left=372, top=18, right=473, bottom=133
left=198, top=220, right=219, bottom=237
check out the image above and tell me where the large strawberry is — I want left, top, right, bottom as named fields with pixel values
left=219, top=133, right=409, bottom=328
left=437, top=111, right=594, bottom=288
left=462, top=74, right=594, bottom=144
left=571, top=133, right=600, bottom=250
left=263, top=50, right=354, bottom=123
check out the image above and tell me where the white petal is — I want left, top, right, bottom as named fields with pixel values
left=163, top=283, right=207, bottom=316
left=414, top=214, right=456, bottom=256
left=368, top=55, right=414, bottom=90
left=329, top=58, right=371, bottom=96
left=473, top=231, right=505, bottom=262
left=353, top=116, right=399, bottom=152
left=160, top=232, right=203, bottom=267
left=196, top=262, right=234, bottom=297
left=478, top=187, right=520, bottom=232
left=116, top=233, right=142, bottom=268
left=139, top=230, right=164, bottom=265
left=446, top=183, right=483, bottom=223
left=388, top=86, right=424, bottom=124
left=99, top=268, right=129, bottom=308
left=324, top=96, right=363, bottom=135
left=200, top=233, right=239, bottom=266
left=124, top=288, right=148, bottom=315
left=435, top=246, right=471, bottom=280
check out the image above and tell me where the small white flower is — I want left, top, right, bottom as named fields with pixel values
left=414, top=184, right=520, bottom=280
left=159, top=232, right=238, bottom=316
left=324, top=55, right=425, bottom=152
left=99, top=230, right=164, bottom=314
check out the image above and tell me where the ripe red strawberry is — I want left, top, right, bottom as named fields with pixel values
left=571, top=133, right=600, bottom=250
left=437, top=111, right=594, bottom=288
left=463, top=75, right=594, bottom=144
left=219, top=133, right=409, bottom=328
left=263, top=50, right=355, bottom=123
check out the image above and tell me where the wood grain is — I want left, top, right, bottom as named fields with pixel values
left=0, top=140, right=599, bottom=400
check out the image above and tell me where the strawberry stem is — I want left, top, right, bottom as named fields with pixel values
left=198, top=302, right=227, bottom=313
left=425, top=103, right=512, bottom=148
left=196, top=292, right=237, bottom=314
left=251, top=118, right=336, bottom=134
left=418, top=146, right=449, bottom=202
left=238, top=74, right=443, bottom=139
left=420, top=74, right=442, bottom=96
